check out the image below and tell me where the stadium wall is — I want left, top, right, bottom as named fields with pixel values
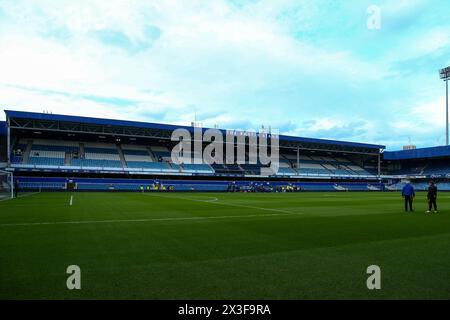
left=14, top=176, right=385, bottom=192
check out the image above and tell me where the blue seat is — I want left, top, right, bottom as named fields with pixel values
left=72, top=159, right=122, bottom=168
left=182, top=164, right=213, bottom=172
left=84, top=147, right=119, bottom=154
left=126, top=161, right=170, bottom=170
left=28, top=157, right=64, bottom=166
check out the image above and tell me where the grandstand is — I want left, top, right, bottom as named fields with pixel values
left=4, top=110, right=450, bottom=193
left=0, top=110, right=386, bottom=191
left=384, top=146, right=450, bottom=178
left=13, top=136, right=379, bottom=177
left=4, top=110, right=450, bottom=191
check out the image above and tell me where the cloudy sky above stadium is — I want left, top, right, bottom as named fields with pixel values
left=0, top=0, right=449, bottom=149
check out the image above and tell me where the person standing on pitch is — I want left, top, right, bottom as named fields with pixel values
left=426, top=181, right=438, bottom=214
left=14, top=179, right=19, bottom=198
left=402, top=181, right=415, bottom=212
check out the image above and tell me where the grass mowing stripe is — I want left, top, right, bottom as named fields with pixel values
left=0, top=212, right=303, bottom=227
left=0, top=191, right=41, bottom=202
left=1, top=191, right=450, bottom=299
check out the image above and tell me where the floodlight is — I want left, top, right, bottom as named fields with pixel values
left=440, top=66, right=450, bottom=80
left=440, top=66, right=450, bottom=145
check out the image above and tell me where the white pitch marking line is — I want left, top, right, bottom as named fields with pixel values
left=0, top=191, right=41, bottom=202
left=69, top=195, right=73, bottom=206
left=18, top=191, right=42, bottom=199
left=146, top=193, right=298, bottom=215
left=159, top=195, right=219, bottom=203
left=0, top=212, right=303, bottom=227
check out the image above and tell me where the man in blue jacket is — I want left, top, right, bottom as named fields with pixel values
left=402, top=181, right=415, bottom=212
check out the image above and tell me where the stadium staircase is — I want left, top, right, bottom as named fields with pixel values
left=319, top=158, right=336, bottom=174
left=116, top=145, right=127, bottom=168
left=419, top=163, right=429, bottom=175
left=282, top=155, right=295, bottom=169
left=146, top=147, right=157, bottom=161
left=22, top=140, right=33, bottom=164
left=319, top=162, right=334, bottom=174
left=64, top=152, right=72, bottom=166
left=79, top=143, right=85, bottom=159
left=344, top=165, right=359, bottom=175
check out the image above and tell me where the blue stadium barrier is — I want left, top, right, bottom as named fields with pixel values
left=31, top=145, right=79, bottom=152
left=15, top=176, right=385, bottom=192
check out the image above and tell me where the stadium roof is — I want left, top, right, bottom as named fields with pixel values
left=384, top=146, right=450, bottom=160
left=4, top=110, right=385, bottom=151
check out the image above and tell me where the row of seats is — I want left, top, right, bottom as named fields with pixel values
left=84, top=152, right=120, bottom=160
left=30, top=150, right=65, bottom=158
left=181, top=164, right=214, bottom=173
left=32, top=144, right=78, bottom=152
left=84, top=147, right=118, bottom=154
left=127, top=162, right=170, bottom=169
left=28, top=157, right=65, bottom=166
left=28, top=142, right=68, bottom=166
left=123, top=149, right=150, bottom=156
left=11, top=140, right=373, bottom=176
left=388, top=161, right=450, bottom=176
left=71, top=159, right=122, bottom=168
left=282, top=154, right=371, bottom=176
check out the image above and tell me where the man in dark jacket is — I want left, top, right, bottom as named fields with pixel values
left=14, top=179, right=19, bottom=198
left=402, top=182, right=415, bottom=212
left=426, top=181, right=438, bottom=213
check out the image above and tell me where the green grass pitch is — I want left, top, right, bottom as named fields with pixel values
left=1, top=191, right=450, bottom=299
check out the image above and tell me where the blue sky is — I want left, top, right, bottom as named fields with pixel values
left=0, top=0, right=449, bottom=150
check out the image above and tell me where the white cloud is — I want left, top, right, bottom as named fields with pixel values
left=0, top=0, right=449, bottom=149
left=0, top=85, right=127, bottom=120
left=414, top=28, right=450, bottom=56
left=411, top=97, right=446, bottom=127
left=0, top=0, right=389, bottom=124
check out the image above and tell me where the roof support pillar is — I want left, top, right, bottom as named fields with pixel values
left=378, top=152, right=381, bottom=178
left=6, top=116, right=11, bottom=165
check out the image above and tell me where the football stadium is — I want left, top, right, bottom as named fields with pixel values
left=1, top=110, right=450, bottom=300
left=1, top=1, right=450, bottom=308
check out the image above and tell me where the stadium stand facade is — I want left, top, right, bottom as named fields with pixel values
left=4, top=109, right=448, bottom=192
left=384, top=146, right=450, bottom=178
